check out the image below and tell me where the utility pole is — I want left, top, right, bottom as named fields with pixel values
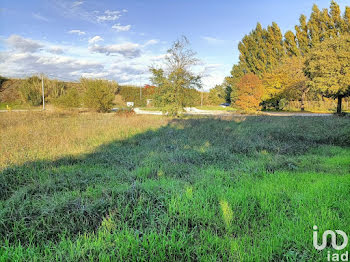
left=201, top=91, right=203, bottom=107
left=139, top=75, right=142, bottom=101
left=41, top=75, right=45, bottom=110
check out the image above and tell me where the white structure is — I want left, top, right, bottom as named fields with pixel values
left=126, top=102, right=134, bottom=107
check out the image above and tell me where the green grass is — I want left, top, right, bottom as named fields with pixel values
left=0, top=102, right=33, bottom=110
left=0, top=113, right=350, bottom=261
left=139, top=107, right=163, bottom=111
left=198, top=105, right=237, bottom=111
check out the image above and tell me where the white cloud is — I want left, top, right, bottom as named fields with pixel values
left=47, top=46, right=64, bottom=54
left=68, top=30, right=86, bottom=35
left=78, top=72, right=109, bottom=78
left=0, top=51, right=104, bottom=79
left=32, top=13, right=49, bottom=22
left=97, top=10, right=121, bottom=22
left=111, top=64, right=147, bottom=75
left=203, top=64, right=222, bottom=71
left=52, top=1, right=96, bottom=23
left=150, top=54, right=169, bottom=61
left=105, top=10, right=120, bottom=15
left=112, top=23, right=131, bottom=32
left=72, top=1, right=84, bottom=7
left=88, top=36, right=104, bottom=44
left=202, top=36, right=224, bottom=44
left=0, top=34, right=227, bottom=88
left=89, top=42, right=141, bottom=58
left=143, top=39, right=159, bottom=47
left=6, top=35, right=43, bottom=53
left=198, top=63, right=231, bottom=90
left=0, top=35, right=150, bottom=84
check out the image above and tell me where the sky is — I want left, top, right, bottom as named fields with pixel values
left=0, top=0, right=348, bottom=90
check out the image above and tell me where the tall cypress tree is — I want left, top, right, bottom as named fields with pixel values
left=295, top=15, right=309, bottom=56
left=308, top=4, right=322, bottom=46
left=266, top=22, right=285, bottom=70
left=330, top=0, right=342, bottom=35
left=321, top=8, right=334, bottom=39
left=284, top=31, right=300, bottom=57
left=343, top=7, right=350, bottom=32
left=229, top=0, right=349, bottom=95
left=238, top=23, right=268, bottom=75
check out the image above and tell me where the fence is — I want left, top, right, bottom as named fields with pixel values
left=284, top=99, right=349, bottom=112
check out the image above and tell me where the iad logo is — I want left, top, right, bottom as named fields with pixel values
left=313, top=225, right=349, bottom=261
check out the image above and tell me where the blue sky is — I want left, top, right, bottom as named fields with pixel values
left=0, top=0, right=348, bottom=89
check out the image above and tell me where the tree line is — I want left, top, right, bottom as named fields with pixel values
left=223, top=0, right=350, bottom=113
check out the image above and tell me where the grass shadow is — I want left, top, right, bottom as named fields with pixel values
left=1, top=116, right=349, bottom=249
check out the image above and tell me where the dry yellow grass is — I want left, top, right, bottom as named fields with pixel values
left=0, top=111, right=169, bottom=168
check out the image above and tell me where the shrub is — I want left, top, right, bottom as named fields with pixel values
left=235, top=73, right=263, bottom=112
left=54, top=88, right=81, bottom=108
left=46, top=80, right=67, bottom=102
left=119, top=85, right=146, bottom=107
left=81, top=78, right=118, bottom=112
left=0, top=75, right=8, bottom=87
left=115, top=107, right=135, bottom=117
left=19, top=76, right=42, bottom=106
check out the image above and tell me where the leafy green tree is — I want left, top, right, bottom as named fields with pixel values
left=266, top=22, right=285, bottom=69
left=82, top=78, right=118, bottom=112
left=208, top=85, right=226, bottom=105
left=20, top=76, right=42, bottom=106
left=150, top=36, right=201, bottom=116
left=54, top=87, right=81, bottom=108
left=230, top=0, right=349, bottom=111
left=343, top=7, right=350, bottom=32
left=330, top=1, right=342, bottom=35
left=261, top=70, right=286, bottom=110
left=262, top=56, right=308, bottom=110
left=225, top=85, right=232, bottom=104
left=284, top=31, right=300, bottom=57
left=119, top=85, right=146, bottom=107
left=227, top=65, right=245, bottom=103
left=304, top=35, right=350, bottom=114
left=308, top=4, right=323, bottom=46
left=295, top=14, right=310, bottom=56
left=280, top=57, right=308, bottom=110
left=46, top=79, right=66, bottom=102
left=238, top=23, right=267, bottom=75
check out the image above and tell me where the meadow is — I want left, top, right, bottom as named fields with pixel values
left=0, top=112, right=349, bottom=261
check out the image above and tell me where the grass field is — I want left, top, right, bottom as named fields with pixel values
left=198, top=106, right=238, bottom=111
left=0, top=112, right=349, bottom=261
left=0, top=102, right=34, bottom=110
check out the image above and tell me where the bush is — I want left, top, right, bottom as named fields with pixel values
left=53, top=88, right=81, bottom=108
left=115, top=107, right=135, bottom=117
left=119, top=85, right=146, bottom=107
left=0, top=76, right=8, bottom=87
left=46, top=80, right=67, bottom=102
left=235, top=73, right=263, bottom=112
left=82, top=78, right=118, bottom=112
left=19, top=76, right=42, bottom=106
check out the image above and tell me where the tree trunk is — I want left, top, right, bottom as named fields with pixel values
left=300, top=96, right=305, bottom=111
left=300, top=87, right=310, bottom=112
left=337, top=95, right=343, bottom=114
